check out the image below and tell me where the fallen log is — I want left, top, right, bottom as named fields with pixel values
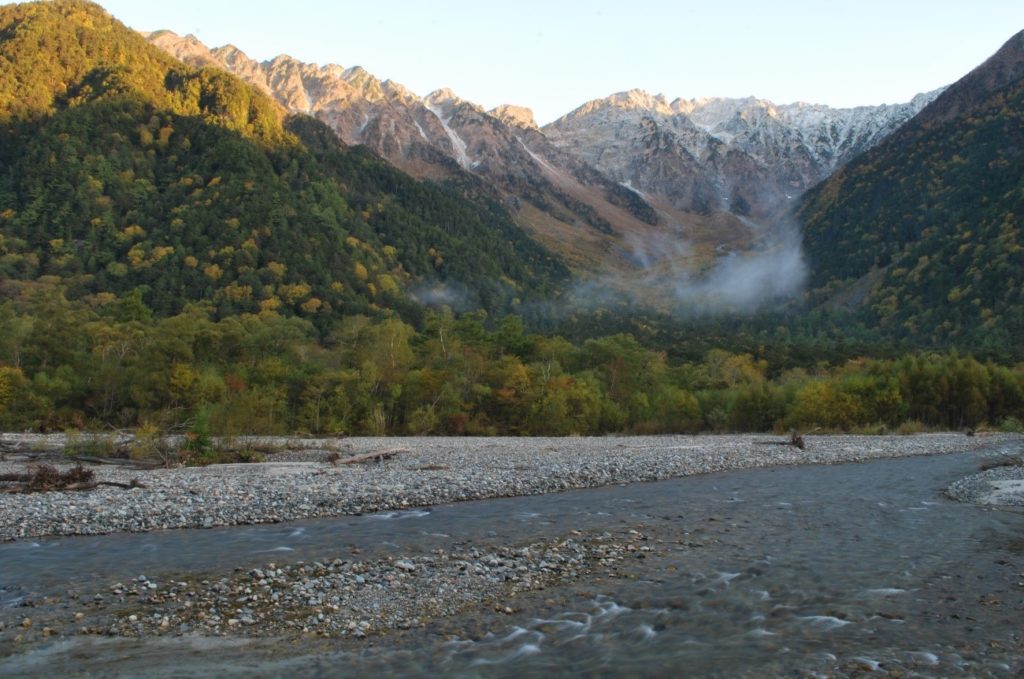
left=98, top=479, right=148, bottom=490
left=338, top=448, right=410, bottom=465
left=754, top=429, right=814, bottom=451
left=71, top=455, right=162, bottom=469
left=0, top=477, right=146, bottom=494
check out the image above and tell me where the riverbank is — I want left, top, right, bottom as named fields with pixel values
left=1, top=433, right=1019, bottom=541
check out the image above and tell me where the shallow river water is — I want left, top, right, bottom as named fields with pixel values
left=2, top=443, right=1023, bottom=677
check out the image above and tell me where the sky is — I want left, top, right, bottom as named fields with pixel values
left=92, top=0, right=1024, bottom=125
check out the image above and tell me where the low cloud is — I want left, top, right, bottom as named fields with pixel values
left=570, top=218, right=808, bottom=315
left=409, top=219, right=807, bottom=319
left=667, top=224, right=807, bottom=312
left=408, top=282, right=474, bottom=312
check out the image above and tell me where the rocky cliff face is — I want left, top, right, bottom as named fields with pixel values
left=544, top=89, right=941, bottom=218
left=147, top=31, right=671, bottom=272
left=147, top=30, right=458, bottom=175
left=489, top=104, right=539, bottom=131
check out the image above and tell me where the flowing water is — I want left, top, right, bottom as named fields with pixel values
left=3, top=444, right=1023, bottom=677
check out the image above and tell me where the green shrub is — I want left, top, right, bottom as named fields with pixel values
left=64, top=430, right=118, bottom=458
left=895, top=420, right=929, bottom=435
left=999, top=416, right=1024, bottom=433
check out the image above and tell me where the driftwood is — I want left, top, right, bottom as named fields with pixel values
left=754, top=429, right=816, bottom=451
left=0, top=464, right=93, bottom=493
left=0, top=464, right=146, bottom=494
left=1, top=479, right=146, bottom=494
left=47, top=479, right=148, bottom=492
left=0, top=440, right=63, bottom=456
left=71, top=455, right=162, bottom=469
left=337, top=448, right=410, bottom=465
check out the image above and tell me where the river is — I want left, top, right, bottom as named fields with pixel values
left=2, top=443, right=1023, bottom=677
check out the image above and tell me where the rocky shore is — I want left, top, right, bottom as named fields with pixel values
left=2, top=433, right=1019, bottom=541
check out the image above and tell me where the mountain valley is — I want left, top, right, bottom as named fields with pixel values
left=147, top=30, right=940, bottom=297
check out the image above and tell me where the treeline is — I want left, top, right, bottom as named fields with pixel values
left=1, top=290, right=1022, bottom=436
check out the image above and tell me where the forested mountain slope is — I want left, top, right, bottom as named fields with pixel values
left=798, top=30, right=1024, bottom=349
left=0, top=0, right=568, bottom=324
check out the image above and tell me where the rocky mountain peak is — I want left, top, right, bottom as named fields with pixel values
left=424, top=88, right=464, bottom=108
left=267, top=53, right=298, bottom=68
left=608, top=89, right=672, bottom=113
left=144, top=30, right=219, bottom=67
left=382, top=80, right=418, bottom=105
left=555, top=89, right=676, bottom=122
left=489, top=104, right=538, bottom=130
left=209, top=44, right=249, bottom=66
left=598, top=89, right=675, bottom=115
left=545, top=87, right=940, bottom=217
left=341, top=65, right=371, bottom=81
left=425, top=88, right=485, bottom=124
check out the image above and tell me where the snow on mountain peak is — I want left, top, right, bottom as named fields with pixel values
left=545, top=87, right=942, bottom=217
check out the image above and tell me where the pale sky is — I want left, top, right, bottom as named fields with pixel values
left=92, top=0, right=1024, bottom=125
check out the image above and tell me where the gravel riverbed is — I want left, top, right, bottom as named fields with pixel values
left=1, top=524, right=664, bottom=651
left=34, top=530, right=651, bottom=641
left=946, top=463, right=1024, bottom=506
left=2, top=433, right=1019, bottom=541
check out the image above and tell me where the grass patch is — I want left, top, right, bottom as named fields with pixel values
left=895, top=420, right=929, bottom=435
left=64, top=431, right=120, bottom=458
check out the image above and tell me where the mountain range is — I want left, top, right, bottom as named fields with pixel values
left=147, top=30, right=939, bottom=280
left=545, top=89, right=940, bottom=218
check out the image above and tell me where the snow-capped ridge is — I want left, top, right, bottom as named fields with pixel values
left=544, top=87, right=941, bottom=217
